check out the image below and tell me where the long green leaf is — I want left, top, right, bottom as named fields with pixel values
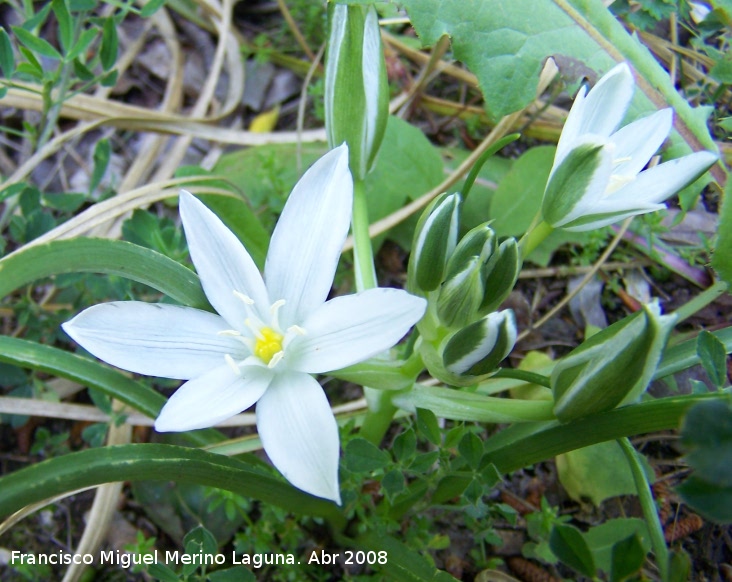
left=484, top=393, right=724, bottom=474
left=0, top=238, right=210, bottom=309
left=0, top=336, right=221, bottom=446
left=0, top=444, right=345, bottom=527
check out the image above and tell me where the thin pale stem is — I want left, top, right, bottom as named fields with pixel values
left=618, top=437, right=669, bottom=582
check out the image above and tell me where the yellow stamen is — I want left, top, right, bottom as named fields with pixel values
left=254, top=326, right=284, bottom=365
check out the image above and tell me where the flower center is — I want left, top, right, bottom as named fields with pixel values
left=219, top=293, right=307, bottom=372
left=253, top=326, right=284, bottom=365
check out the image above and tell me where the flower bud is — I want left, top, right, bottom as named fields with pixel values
left=552, top=300, right=677, bottom=422
left=444, top=223, right=496, bottom=279
left=325, top=2, right=389, bottom=181
left=479, top=238, right=520, bottom=314
left=407, top=193, right=461, bottom=294
left=436, top=256, right=484, bottom=329
left=442, top=310, right=517, bottom=379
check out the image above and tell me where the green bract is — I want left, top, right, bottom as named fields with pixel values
left=325, top=1, right=389, bottom=181
left=552, top=300, right=677, bottom=422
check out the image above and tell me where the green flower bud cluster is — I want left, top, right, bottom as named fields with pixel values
left=551, top=299, right=677, bottom=422
left=408, top=192, right=521, bottom=386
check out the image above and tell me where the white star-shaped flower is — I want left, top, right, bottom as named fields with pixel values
left=63, top=145, right=426, bottom=503
left=543, top=63, right=717, bottom=231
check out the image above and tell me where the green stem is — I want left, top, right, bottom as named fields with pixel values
left=671, top=279, right=729, bottom=324
left=351, top=177, right=395, bottom=443
left=618, top=437, right=669, bottom=582
left=492, top=368, right=552, bottom=388
left=460, top=133, right=521, bottom=201
left=352, top=179, right=377, bottom=291
left=519, top=218, right=554, bottom=260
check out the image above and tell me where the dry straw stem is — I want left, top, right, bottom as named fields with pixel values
left=516, top=217, right=634, bottom=342
left=0, top=396, right=367, bottom=429
left=62, top=403, right=132, bottom=582
left=4, top=179, right=232, bottom=254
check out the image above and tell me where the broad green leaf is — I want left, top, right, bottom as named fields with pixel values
left=681, top=399, right=732, bottom=487
left=655, top=327, right=732, bottom=380
left=610, top=534, right=646, bottom=582
left=556, top=441, right=653, bottom=507
left=147, top=563, right=179, bottom=582
left=400, top=0, right=717, bottom=157
left=0, top=444, right=345, bottom=525
left=392, top=428, right=417, bottom=462
left=582, top=518, right=650, bottom=575
left=100, top=16, right=117, bottom=71
left=52, top=0, right=73, bottom=53
left=676, top=475, right=732, bottom=523
left=366, top=116, right=443, bottom=249
left=696, top=330, right=728, bottom=389
left=457, top=431, right=483, bottom=469
left=712, top=176, right=732, bottom=285
left=490, top=146, right=555, bottom=237
left=416, top=407, right=441, bottom=445
left=12, top=26, right=62, bottom=60
left=0, top=27, right=16, bottom=77
left=0, top=238, right=210, bottom=309
left=344, top=437, right=390, bottom=472
left=549, top=524, right=596, bottom=577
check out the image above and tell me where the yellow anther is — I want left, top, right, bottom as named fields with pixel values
left=254, top=327, right=284, bottom=365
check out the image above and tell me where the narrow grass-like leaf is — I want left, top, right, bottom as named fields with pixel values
left=0, top=238, right=210, bottom=309
left=0, top=336, right=220, bottom=447
left=12, top=26, right=62, bottom=60
left=0, top=444, right=345, bottom=526
left=483, top=394, right=724, bottom=474
left=697, top=330, right=729, bottom=389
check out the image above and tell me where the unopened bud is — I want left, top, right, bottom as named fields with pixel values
left=408, top=193, right=461, bottom=294
left=552, top=300, right=677, bottom=422
left=480, top=238, right=520, bottom=314
left=325, top=2, right=389, bottom=180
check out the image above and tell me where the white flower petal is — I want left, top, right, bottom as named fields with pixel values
left=62, top=302, right=242, bottom=380
left=180, top=191, right=270, bottom=327
left=264, top=145, right=353, bottom=326
left=155, top=364, right=272, bottom=431
left=286, top=288, right=426, bottom=374
left=257, top=371, right=341, bottom=503
left=610, top=108, right=673, bottom=176
left=612, top=150, right=718, bottom=206
left=574, top=63, right=634, bottom=138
